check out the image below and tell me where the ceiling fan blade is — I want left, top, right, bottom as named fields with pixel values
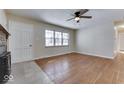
left=66, top=18, right=75, bottom=21
left=80, top=16, right=92, bottom=18
left=79, top=9, right=89, bottom=15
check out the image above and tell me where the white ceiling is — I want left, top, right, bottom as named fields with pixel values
left=6, top=9, right=124, bottom=30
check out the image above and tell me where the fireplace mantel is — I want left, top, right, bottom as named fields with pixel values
left=0, top=24, right=10, bottom=39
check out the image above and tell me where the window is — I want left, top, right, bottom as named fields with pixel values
left=55, top=32, right=62, bottom=46
left=62, top=33, right=69, bottom=46
left=45, top=30, right=54, bottom=46
left=45, top=30, right=69, bottom=47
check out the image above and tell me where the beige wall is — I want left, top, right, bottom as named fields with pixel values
left=7, top=14, right=75, bottom=63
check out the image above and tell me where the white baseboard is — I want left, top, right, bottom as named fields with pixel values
left=11, top=58, right=35, bottom=64
left=12, top=52, right=75, bottom=64
left=34, top=51, right=75, bottom=60
left=12, top=51, right=114, bottom=64
left=76, top=52, right=114, bottom=59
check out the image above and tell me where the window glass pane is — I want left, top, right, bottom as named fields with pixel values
left=45, top=30, right=54, bottom=46
left=55, top=38, right=62, bottom=46
left=45, top=30, right=54, bottom=38
left=55, top=32, right=61, bottom=38
left=63, top=33, right=69, bottom=39
left=45, top=38, right=54, bottom=46
left=62, top=33, right=69, bottom=46
left=63, top=39, right=68, bottom=45
left=55, top=32, right=62, bottom=46
left=45, top=30, right=69, bottom=47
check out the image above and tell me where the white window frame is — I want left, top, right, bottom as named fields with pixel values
left=45, top=30, right=54, bottom=47
left=45, top=30, right=69, bottom=47
left=55, top=31, right=62, bottom=46
left=62, top=32, right=69, bottom=46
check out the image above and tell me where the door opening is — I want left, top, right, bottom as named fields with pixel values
left=114, top=20, right=124, bottom=55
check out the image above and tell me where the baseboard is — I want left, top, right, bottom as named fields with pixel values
left=12, top=51, right=114, bottom=64
left=12, top=51, right=75, bottom=64
left=11, top=59, right=35, bottom=64
left=76, top=52, right=114, bottom=59
left=35, top=51, right=114, bottom=60
left=34, top=51, right=75, bottom=60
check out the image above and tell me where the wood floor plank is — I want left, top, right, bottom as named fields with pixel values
left=36, top=53, right=124, bottom=84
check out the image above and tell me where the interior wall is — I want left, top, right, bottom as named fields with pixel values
left=76, top=22, right=115, bottom=59
left=7, top=14, right=75, bottom=63
left=0, top=9, right=7, bottom=29
left=115, top=27, right=124, bottom=53
left=113, top=27, right=119, bottom=56
left=6, top=10, right=117, bottom=62
left=118, top=32, right=124, bottom=51
left=0, top=9, right=7, bottom=55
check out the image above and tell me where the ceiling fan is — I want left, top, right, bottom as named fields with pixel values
left=67, top=9, right=92, bottom=23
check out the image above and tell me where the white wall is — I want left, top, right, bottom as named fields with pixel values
left=119, top=32, right=124, bottom=51
left=76, top=22, right=115, bottom=59
left=7, top=12, right=116, bottom=62
left=0, top=9, right=7, bottom=29
left=7, top=14, right=75, bottom=63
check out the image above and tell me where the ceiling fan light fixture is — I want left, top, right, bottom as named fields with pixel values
left=66, top=9, right=92, bottom=23
left=74, top=17, right=80, bottom=21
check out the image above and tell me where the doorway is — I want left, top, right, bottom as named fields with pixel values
left=119, top=32, right=124, bottom=53
left=114, top=20, right=124, bottom=55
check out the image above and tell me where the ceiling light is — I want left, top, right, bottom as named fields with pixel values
left=74, top=17, right=80, bottom=21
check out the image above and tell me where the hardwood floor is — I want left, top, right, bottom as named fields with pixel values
left=36, top=53, right=124, bottom=84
